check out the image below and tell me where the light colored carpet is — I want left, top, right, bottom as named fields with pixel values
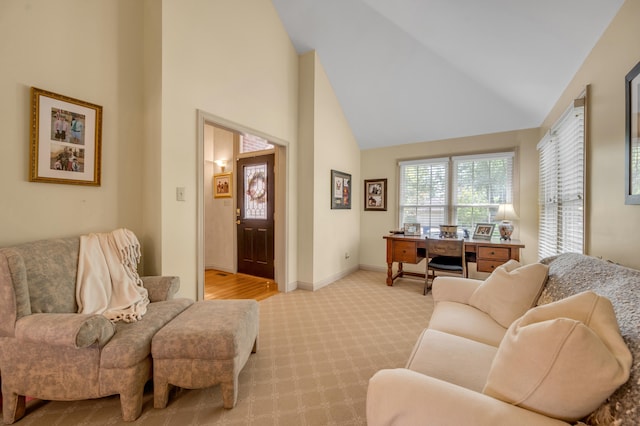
left=11, top=270, right=434, bottom=425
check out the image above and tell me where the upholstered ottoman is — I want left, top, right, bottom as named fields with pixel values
left=151, top=299, right=259, bottom=409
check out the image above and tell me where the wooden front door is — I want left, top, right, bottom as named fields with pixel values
left=236, top=154, right=275, bottom=279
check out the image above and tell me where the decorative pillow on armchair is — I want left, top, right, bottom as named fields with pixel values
left=469, top=260, right=549, bottom=327
left=483, top=291, right=632, bottom=422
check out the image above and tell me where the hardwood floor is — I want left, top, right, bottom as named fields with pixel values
left=204, top=269, right=279, bottom=301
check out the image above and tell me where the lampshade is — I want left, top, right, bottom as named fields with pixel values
left=214, top=159, right=228, bottom=172
left=496, top=204, right=519, bottom=221
left=496, top=204, right=518, bottom=240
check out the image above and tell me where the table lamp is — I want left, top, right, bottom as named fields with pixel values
left=496, top=204, right=518, bottom=240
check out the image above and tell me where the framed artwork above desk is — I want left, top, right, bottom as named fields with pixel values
left=383, top=234, right=525, bottom=286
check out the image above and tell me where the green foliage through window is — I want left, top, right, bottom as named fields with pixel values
left=399, top=153, right=514, bottom=237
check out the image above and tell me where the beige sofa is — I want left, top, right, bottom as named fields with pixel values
left=367, top=253, right=637, bottom=426
left=0, top=236, right=194, bottom=423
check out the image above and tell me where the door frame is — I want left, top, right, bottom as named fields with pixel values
left=196, top=110, right=289, bottom=300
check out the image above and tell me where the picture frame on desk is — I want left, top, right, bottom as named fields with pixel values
left=472, top=223, right=495, bottom=240
left=403, top=223, right=421, bottom=236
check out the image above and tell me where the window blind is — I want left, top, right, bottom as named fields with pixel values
left=398, top=158, right=449, bottom=231
left=537, top=98, right=585, bottom=259
left=398, top=152, right=514, bottom=235
left=453, top=153, right=514, bottom=231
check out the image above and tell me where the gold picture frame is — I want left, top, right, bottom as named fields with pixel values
left=29, top=87, right=102, bottom=186
left=214, top=172, right=233, bottom=198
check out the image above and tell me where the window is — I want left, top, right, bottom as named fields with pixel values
left=453, top=153, right=514, bottom=231
left=399, top=158, right=449, bottom=232
left=399, top=152, right=514, bottom=236
left=537, top=97, right=585, bottom=259
left=240, top=133, right=274, bottom=153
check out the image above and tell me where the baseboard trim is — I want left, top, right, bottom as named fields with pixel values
left=359, top=264, right=386, bottom=273
left=296, top=266, right=360, bottom=292
left=205, top=264, right=234, bottom=273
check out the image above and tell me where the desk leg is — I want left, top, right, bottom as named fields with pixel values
left=386, top=262, right=394, bottom=285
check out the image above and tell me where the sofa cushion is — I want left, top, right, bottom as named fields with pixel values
left=0, top=250, right=24, bottom=336
left=11, top=238, right=80, bottom=314
left=100, top=298, right=193, bottom=369
left=540, top=253, right=640, bottom=425
left=432, top=276, right=483, bottom=304
left=407, top=329, right=498, bottom=393
left=0, top=248, right=31, bottom=324
left=469, top=260, right=548, bottom=328
left=428, top=301, right=507, bottom=347
left=483, top=291, right=632, bottom=422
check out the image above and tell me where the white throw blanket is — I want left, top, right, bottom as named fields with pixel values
left=76, top=228, right=150, bottom=323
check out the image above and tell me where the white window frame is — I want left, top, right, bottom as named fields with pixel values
left=452, top=152, right=515, bottom=232
left=398, top=151, right=515, bottom=236
left=398, top=157, right=449, bottom=234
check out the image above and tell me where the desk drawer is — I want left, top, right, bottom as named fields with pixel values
left=393, top=241, right=419, bottom=263
left=477, top=259, right=505, bottom=273
left=477, top=246, right=510, bottom=261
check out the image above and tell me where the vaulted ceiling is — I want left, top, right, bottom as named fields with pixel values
left=272, top=0, right=624, bottom=149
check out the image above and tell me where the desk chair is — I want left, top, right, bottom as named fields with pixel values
left=425, top=237, right=466, bottom=295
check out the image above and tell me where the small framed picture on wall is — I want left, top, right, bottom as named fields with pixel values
left=331, top=169, right=351, bottom=209
left=214, top=172, right=233, bottom=198
left=364, top=178, right=387, bottom=211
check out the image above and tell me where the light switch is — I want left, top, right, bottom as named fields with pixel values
left=176, top=187, right=186, bottom=201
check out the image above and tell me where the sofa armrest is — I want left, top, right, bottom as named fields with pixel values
left=367, top=369, right=570, bottom=426
left=141, top=276, right=180, bottom=302
left=432, top=276, right=483, bottom=304
left=15, top=313, right=115, bottom=348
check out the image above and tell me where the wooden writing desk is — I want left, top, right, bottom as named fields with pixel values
left=383, top=234, right=525, bottom=286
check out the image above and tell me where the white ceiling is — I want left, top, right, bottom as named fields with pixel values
left=271, top=0, right=624, bottom=149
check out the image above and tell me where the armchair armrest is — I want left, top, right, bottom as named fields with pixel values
left=367, top=369, right=569, bottom=426
left=15, top=313, right=115, bottom=349
left=141, top=276, right=180, bottom=302
left=432, top=276, right=483, bottom=304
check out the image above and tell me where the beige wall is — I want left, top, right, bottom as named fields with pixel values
left=6, top=0, right=637, bottom=296
left=541, top=0, right=640, bottom=269
left=141, top=0, right=163, bottom=275
left=159, top=0, right=300, bottom=298
left=0, top=0, right=356, bottom=298
left=297, top=52, right=316, bottom=285
left=0, top=0, right=144, bottom=247
left=297, top=51, right=361, bottom=289
left=360, top=128, right=540, bottom=277
left=312, top=54, right=361, bottom=286
left=204, top=125, right=235, bottom=272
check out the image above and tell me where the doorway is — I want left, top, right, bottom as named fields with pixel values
left=196, top=110, right=288, bottom=300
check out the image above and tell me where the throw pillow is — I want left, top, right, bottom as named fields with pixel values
left=469, top=260, right=548, bottom=328
left=483, top=291, right=632, bottom=422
